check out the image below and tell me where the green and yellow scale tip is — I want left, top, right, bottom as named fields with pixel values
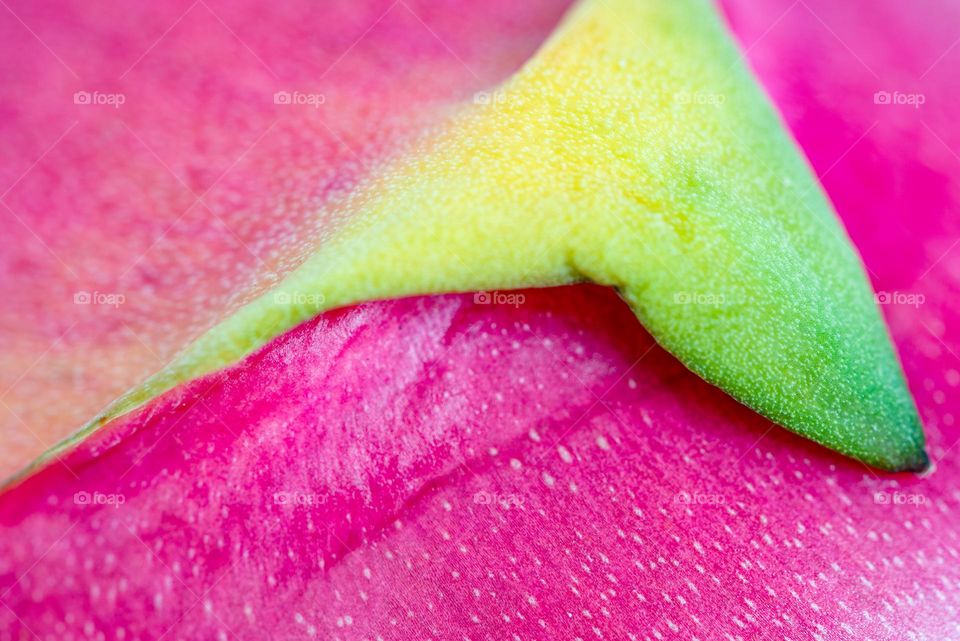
left=26, top=0, right=927, bottom=479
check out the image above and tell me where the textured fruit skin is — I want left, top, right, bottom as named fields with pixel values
left=56, top=0, right=926, bottom=472
left=0, top=0, right=570, bottom=479
left=0, top=279, right=954, bottom=639
left=1, top=0, right=958, bottom=637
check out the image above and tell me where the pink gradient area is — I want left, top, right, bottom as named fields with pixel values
left=0, top=0, right=571, bottom=478
left=6, top=285, right=955, bottom=641
left=2, top=281, right=958, bottom=640
left=2, top=1, right=960, bottom=640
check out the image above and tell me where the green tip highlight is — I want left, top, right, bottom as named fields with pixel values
left=18, top=0, right=927, bottom=482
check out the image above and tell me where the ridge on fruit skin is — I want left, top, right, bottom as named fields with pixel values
left=14, top=0, right=927, bottom=483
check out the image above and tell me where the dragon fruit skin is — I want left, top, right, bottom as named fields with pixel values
left=2, top=0, right=960, bottom=639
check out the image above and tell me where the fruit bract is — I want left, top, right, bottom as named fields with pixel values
left=18, top=0, right=927, bottom=476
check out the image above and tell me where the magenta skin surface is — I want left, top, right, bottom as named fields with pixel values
left=2, top=0, right=960, bottom=639
left=4, top=286, right=947, bottom=640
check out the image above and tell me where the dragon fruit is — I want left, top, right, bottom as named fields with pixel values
left=1, top=0, right=958, bottom=638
